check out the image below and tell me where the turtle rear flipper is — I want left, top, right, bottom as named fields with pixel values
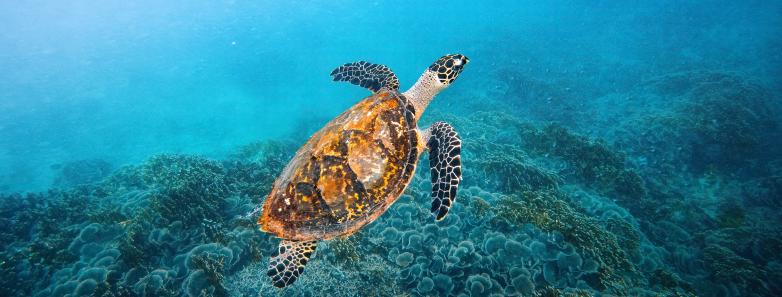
left=425, top=121, right=462, bottom=220
left=330, top=61, right=400, bottom=93
left=268, top=240, right=317, bottom=288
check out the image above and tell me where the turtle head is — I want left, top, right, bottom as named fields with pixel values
left=404, top=53, right=469, bottom=120
left=428, top=54, right=470, bottom=86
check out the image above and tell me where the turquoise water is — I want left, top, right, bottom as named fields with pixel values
left=1, top=1, right=781, bottom=296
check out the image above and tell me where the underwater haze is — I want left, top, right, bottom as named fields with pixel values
left=2, top=0, right=782, bottom=296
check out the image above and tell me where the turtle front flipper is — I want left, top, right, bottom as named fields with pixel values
left=268, top=240, right=317, bottom=288
left=425, top=121, right=462, bottom=221
left=330, top=61, right=400, bottom=93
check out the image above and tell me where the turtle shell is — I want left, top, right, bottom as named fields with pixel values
left=259, top=90, right=419, bottom=241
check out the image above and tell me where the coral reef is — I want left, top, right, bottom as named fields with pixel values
left=702, top=245, right=767, bottom=290
left=1, top=81, right=780, bottom=297
left=225, top=140, right=295, bottom=202
left=648, top=269, right=696, bottom=297
left=471, top=143, right=561, bottom=192
left=607, top=71, right=781, bottom=175
left=53, top=159, right=114, bottom=188
left=492, top=190, right=635, bottom=292
left=517, top=123, right=647, bottom=202
left=426, top=104, right=781, bottom=296
left=0, top=149, right=274, bottom=297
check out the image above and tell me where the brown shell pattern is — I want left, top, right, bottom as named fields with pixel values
left=259, top=91, right=418, bottom=241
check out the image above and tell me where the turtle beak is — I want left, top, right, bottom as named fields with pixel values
left=453, top=54, right=469, bottom=66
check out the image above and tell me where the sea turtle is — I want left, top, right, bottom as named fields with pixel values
left=258, top=54, right=469, bottom=288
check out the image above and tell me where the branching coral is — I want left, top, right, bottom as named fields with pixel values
left=649, top=269, right=696, bottom=297
left=191, top=252, right=228, bottom=297
left=141, top=154, right=232, bottom=200
left=28, top=228, right=80, bottom=267
left=472, top=143, right=561, bottom=193
left=702, top=244, right=767, bottom=290
left=9, top=190, right=98, bottom=269
left=468, top=195, right=492, bottom=218
left=95, top=165, right=147, bottom=197
left=604, top=218, right=641, bottom=254
left=325, top=235, right=363, bottom=267
left=533, top=285, right=593, bottom=297
left=225, top=140, right=295, bottom=202
left=140, top=154, right=231, bottom=229
left=0, top=193, right=45, bottom=247
left=518, top=124, right=646, bottom=198
left=493, top=190, right=635, bottom=291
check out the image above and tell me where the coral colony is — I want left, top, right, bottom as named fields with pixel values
left=3, top=72, right=781, bottom=296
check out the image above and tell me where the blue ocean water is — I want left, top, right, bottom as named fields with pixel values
left=1, top=1, right=781, bottom=296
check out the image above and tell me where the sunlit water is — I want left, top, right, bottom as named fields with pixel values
left=1, top=1, right=781, bottom=296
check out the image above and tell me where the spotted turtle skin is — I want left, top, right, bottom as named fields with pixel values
left=259, top=90, right=419, bottom=241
